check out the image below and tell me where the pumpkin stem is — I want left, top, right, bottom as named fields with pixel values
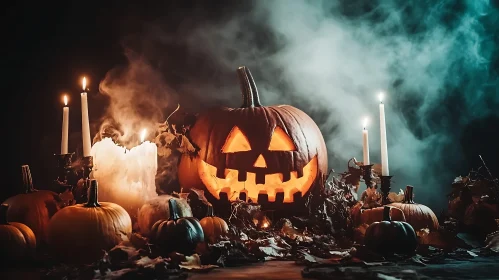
left=245, top=67, right=262, bottom=107
left=404, top=185, right=415, bottom=204
left=84, top=179, right=101, bottom=207
left=21, top=165, right=37, bottom=193
left=0, top=204, right=8, bottom=225
left=383, top=206, right=392, bottom=222
left=237, top=66, right=262, bottom=108
left=206, top=203, right=215, bottom=217
left=168, top=199, right=181, bottom=221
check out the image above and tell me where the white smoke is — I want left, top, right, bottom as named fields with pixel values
left=95, top=0, right=498, bottom=211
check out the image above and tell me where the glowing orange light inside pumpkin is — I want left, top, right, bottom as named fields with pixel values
left=198, top=125, right=318, bottom=203
left=262, top=222, right=269, bottom=228
left=253, top=154, right=267, bottom=168
left=63, top=95, right=68, bottom=106
left=268, top=126, right=296, bottom=151
left=222, top=126, right=251, bottom=152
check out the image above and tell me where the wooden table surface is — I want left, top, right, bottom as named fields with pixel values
left=187, top=261, right=304, bottom=279
left=2, top=257, right=499, bottom=279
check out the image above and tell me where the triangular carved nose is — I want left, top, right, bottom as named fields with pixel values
left=253, top=154, right=267, bottom=168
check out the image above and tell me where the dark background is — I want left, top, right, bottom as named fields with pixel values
left=3, top=0, right=499, bottom=206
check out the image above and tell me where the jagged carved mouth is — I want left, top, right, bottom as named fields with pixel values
left=197, top=156, right=318, bottom=203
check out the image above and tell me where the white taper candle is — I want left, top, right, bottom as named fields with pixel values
left=61, top=95, right=69, bottom=154
left=81, top=77, right=92, bottom=157
left=379, top=93, right=389, bottom=176
left=362, top=118, right=370, bottom=165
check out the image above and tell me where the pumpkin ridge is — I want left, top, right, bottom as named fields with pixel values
left=267, top=106, right=295, bottom=144
left=267, top=107, right=298, bottom=172
left=202, top=110, right=222, bottom=161
left=278, top=105, right=311, bottom=160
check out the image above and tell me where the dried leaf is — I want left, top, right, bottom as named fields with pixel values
left=329, top=250, right=352, bottom=259
left=135, top=256, right=165, bottom=268
left=129, top=232, right=149, bottom=250
left=298, top=250, right=350, bottom=266
left=259, top=246, right=284, bottom=257
left=360, top=188, right=382, bottom=208
left=179, top=254, right=219, bottom=271
left=177, top=135, right=196, bottom=154
left=467, top=250, right=478, bottom=257
left=362, top=261, right=391, bottom=267
left=109, top=245, right=139, bottom=262
left=280, top=219, right=313, bottom=242
left=58, top=189, right=75, bottom=207
left=485, top=231, right=499, bottom=252
left=409, top=255, right=427, bottom=266
left=157, top=146, right=173, bottom=157
left=388, top=189, right=404, bottom=203
left=154, top=131, right=178, bottom=157
left=93, top=268, right=135, bottom=279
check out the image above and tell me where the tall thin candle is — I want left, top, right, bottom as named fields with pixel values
left=362, top=118, right=370, bottom=165
left=379, top=93, right=389, bottom=176
left=61, top=95, right=69, bottom=154
left=81, top=77, right=92, bottom=157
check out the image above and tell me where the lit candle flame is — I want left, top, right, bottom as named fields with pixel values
left=262, top=222, right=269, bottom=228
left=363, top=117, right=369, bottom=129
left=82, top=77, right=87, bottom=91
left=378, top=92, right=384, bottom=103
left=140, top=129, right=147, bottom=143
left=63, top=95, right=68, bottom=106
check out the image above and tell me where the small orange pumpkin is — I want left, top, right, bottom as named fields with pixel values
left=200, top=204, right=229, bottom=243
left=351, top=203, right=406, bottom=226
left=47, top=180, right=132, bottom=263
left=389, top=185, right=439, bottom=231
left=0, top=204, right=37, bottom=261
left=3, top=165, right=62, bottom=244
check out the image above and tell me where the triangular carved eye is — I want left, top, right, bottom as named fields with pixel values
left=222, top=126, right=252, bottom=153
left=268, top=126, right=296, bottom=151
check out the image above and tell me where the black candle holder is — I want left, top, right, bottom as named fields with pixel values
left=360, top=164, right=374, bottom=189
left=380, top=175, right=393, bottom=205
left=82, top=156, right=94, bottom=179
left=54, top=153, right=74, bottom=184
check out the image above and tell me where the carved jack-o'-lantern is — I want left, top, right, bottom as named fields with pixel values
left=178, top=66, right=327, bottom=203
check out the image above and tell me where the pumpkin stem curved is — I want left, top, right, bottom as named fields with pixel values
left=21, top=165, right=37, bottom=193
left=168, top=199, right=181, bottom=221
left=237, top=66, right=262, bottom=108
left=0, top=204, right=8, bottom=225
left=245, top=67, right=262, bottom=107
left=404, top=185, right=415, bottom=204
left=383, top=206, right=392, bottom=222
left=84, top=179, right=101, bottom=207
left=206, top=203, right=214, bottom=217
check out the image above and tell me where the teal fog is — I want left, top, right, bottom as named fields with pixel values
left=98, top=0, right=499, bottom=212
